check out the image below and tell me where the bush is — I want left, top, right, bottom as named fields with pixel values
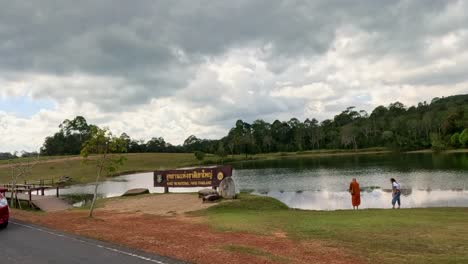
left=431, top=142, right=447, bottom=152
left=430, top=133, right=447, bottom=152
left=460, top=129, right=468, bottom=147
left=450, top=133, right=460, bottom=147
left=194, top=151, right=206, bottom=161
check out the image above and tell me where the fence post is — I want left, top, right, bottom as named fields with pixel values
left=15, top=191, right=18, bottom=208
left=56, top=186, right=59, bottom=197
left=29, top=190, right=32, bottom=208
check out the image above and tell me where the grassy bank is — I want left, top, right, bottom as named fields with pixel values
left=407, top=148, right=468, bottom=154
left=0, top=153, right=199, bottom=184
left=193, top=194, right=468, bottom=264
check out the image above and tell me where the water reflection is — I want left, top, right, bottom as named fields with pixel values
left=47, top=171, right=468, bottom=210
left=255, top=189, right=468, bottom=210
left=232, top=153, right=468, bottom=210
left=46, top=153, right=468, bottom=210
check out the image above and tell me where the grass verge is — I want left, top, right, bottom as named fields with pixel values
left=223, top=244, right=290, bottom=263
left=193, top=194, right=468, bottom=264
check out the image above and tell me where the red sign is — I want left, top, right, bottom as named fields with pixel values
left=154, top=165, right=232, bottom=188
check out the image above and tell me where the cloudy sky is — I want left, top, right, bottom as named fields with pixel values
left=1, top=0, right=468, bottom=152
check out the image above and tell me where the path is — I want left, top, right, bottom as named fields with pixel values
left=1, top=220, right=187, bottom=264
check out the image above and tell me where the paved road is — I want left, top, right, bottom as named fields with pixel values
left=1, top=220, right=188, bottom=264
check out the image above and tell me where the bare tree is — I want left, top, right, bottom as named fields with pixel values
left=81, top=127, right=126, bottom=218
left=8, top=154, right=40, bottom=208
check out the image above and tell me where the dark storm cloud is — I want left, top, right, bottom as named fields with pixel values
left=0, top=0, right=467, bottom=109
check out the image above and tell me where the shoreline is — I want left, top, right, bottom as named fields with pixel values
left=406, top=148, right=468, bottom=154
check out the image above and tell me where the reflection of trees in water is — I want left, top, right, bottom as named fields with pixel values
left=235, top=153, right=468, bottom=171
left=401, top=189, right=412, bottom=196
left=250, top=188, right=468, bottom=210
left=360, top=186, right=381, bottom=192
left=417, top=187, right=432, bottom=192
left=381, top=188, right=412, bottom=196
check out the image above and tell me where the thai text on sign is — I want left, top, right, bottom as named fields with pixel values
left=154, top=165, right=232, bottom=188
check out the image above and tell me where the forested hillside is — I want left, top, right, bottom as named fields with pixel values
left=40, top=94, right=468, bottom=156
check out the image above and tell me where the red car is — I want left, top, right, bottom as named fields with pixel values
left=0, top=191, right=9, bottom=229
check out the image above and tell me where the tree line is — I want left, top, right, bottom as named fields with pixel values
left=0, top=151, right=39, bottom=160
left=40, top=116, right=184, bottom=155
left=40, top=94, right=468, bottom=156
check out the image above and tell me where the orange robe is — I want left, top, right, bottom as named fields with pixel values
left=349, top=182, right=361, bottom=206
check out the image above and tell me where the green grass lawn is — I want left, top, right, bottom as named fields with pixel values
left=193, top=194, right=468, bottom=264
left=0, top=155, right=74, bottom=165
left=0, top=153, right=201, bottom=184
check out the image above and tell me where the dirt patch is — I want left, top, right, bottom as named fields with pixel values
left=12, top=209, right=362, bottom=264
left=101, top=194, right=217, bottom=216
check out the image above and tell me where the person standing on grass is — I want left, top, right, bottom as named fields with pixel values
left=391, top=178, right=401, bottom=209
left=348, top=178, right=361, bottom=210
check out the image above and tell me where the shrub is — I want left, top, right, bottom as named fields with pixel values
left=430, top=133, right=446, bottom=152
left=194, top=151, right=206, bottom=161
left=460, top=129, right=468, bottom=147
left=450, top=133, right=460, bottom=147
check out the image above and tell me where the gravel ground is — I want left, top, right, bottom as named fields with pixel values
left=101, top=193, right=216, bottom=216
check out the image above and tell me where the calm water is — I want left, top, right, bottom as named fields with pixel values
left=49, top=153, right=468, bottom=210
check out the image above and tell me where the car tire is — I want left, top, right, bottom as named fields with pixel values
left=0, top=221, right=8, bottom=229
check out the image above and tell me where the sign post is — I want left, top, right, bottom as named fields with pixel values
left=154, top=165, right=232, bottom=193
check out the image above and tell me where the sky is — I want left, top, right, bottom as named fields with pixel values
left=1, top=0, right=468, bottom=153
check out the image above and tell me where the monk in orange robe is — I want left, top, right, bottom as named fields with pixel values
left=349, top=178, right=361, bottom=210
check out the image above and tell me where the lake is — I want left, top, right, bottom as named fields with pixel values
left=50, top=152, right=468, bottom=210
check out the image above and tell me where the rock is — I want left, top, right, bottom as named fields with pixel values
left=198, top=188, right=218, bottom=198
left=122, top=188, right=150, bottom=197
left=57, top=176, right=73, bottom=184
left=219, top=177, right=236, bottom=199
left=202, top=194, right=221, bottom=203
